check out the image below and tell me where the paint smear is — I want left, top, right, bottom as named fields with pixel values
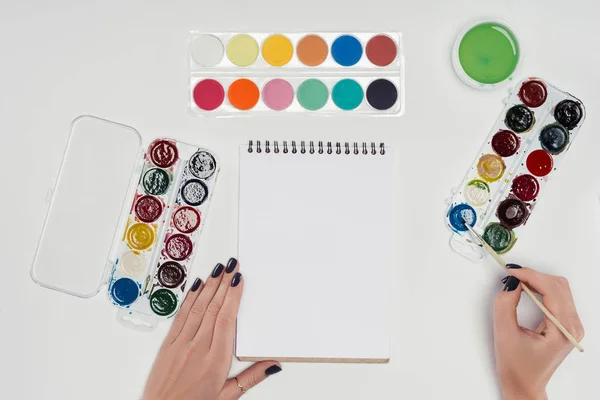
left=165, top=234, right=193, bottom=261
left=448, top=203, right=477, bottom=232
left=150, top=289, right=178, bottom=316
left=496, top=197, right=529, bottom=229
left=127, top=223, right=155, bottom=251
left=477, top=154, right=506, bottom=182
left=511, top=174, right=540, bottom=202
left=483, top=222, right=516, bottom=254
left=464, top=179, right=490, bottom=206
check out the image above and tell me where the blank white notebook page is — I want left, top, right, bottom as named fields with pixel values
left=237, top=143, right=393, bottom=362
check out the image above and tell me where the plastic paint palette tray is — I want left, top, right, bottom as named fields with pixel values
left=31, top=116, right=219, bottom=330
left=446, top=78, right=585, bottom=260
left=188, top=32, right=405, bottom=116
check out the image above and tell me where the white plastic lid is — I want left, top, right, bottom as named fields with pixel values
left=31, top=116, right=142, bottom=297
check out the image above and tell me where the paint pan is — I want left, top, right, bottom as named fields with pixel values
left=446, top=78, right=586, bottom=260
left=188, top=31, right=405, bottom=116
left=452, top=19, right=521, bottom=90
left=30, top=116, right=220, bottom=330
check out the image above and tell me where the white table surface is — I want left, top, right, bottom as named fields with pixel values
left=1, top=0, right=599, bottom=398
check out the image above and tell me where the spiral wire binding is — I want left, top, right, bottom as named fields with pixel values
left=248, top=141, right=386, bottom=155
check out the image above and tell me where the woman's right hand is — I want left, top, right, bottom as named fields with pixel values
left=493, top=266, right=584, bottom=400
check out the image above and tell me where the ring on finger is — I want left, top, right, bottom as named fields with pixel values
left=235, top=377, right=247, bottom=394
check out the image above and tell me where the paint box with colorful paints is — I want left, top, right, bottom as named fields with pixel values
left=445, top=78, right=585, bottom=260
left=31, top=116, right=219, bottom=330
left=188, top=32, right=405, bottom=115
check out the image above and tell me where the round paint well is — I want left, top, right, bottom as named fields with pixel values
left=262, top=79, right=294, bottom=111
left=111, top=278, right=140, bottom=306
left=483, top=223, right=516, bottom=254
left=505, top=105, right=534, bottom=133
left=127, top=223, right=155, bottom=251
left=477, top=154, right=506, bottom=182
left=464, top=179, right=490, bottom=207
left=332, top=79, right=364, bottom=111
left=297, top=79, right=329, bottom=111
left=491, top=130, right=520, bottom=157
left=134, top=195, right=163, bottom=223
left=157, top=261, right=186, bottom=288
left=120, top=251, right=146, bottom=278
left=511, top=174, right=540, bottom=202
left=165, top=234, right=193, bottom=261
left=181, top=179, right=208, bottom=206
left=143, top=168, right=170, bottom=195
left=190, top=34, right=224, bottom=67
left=554, top=100, right=583, bottom=130
left=173, top=206, right=201, bottom=233
left=453, top=20, right=520, bottom=88
left=149, top=140, right=178, bottom=168
left=331, top=35, right=363, bottom=67
left=447, top=203, right=477, bottom=232
left=226, top=34, right=259, bottom=67
left=496, top=198, right=529, bottom=229
left=296, top=34, right=328, bottom=67
left=150, top=289, right=178, bottom=316
left=539, top=124, right=569, bottom=155
left=366, top=79, right=398, bottom=111
left=193, top=79, right=225, bottom=111
left=366, top=34, right=397, bottom=67
left=262, top=34, right=293, bottom=67
left=188, top=150, right=217, bottom=179
left=228, top=78, right=260, bottom=110
left=526, top=150, right=553, bottom=177
left=518, top=80, right=547, bottom=108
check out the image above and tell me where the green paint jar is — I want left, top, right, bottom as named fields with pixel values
left=453, top=20, right=521, bottom=89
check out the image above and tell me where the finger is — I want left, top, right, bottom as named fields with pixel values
left=493, top=275, right=523, bottom=340
left=194, top=258, right=240, bottom=346
left=221, top=362, right=282, bottom=400
left=210, top=271, right=243, bottom=356
left=165, top=277, right=203, bottom=344
left=506, top=267, right=556, bottom=296
left=178, top=263, right=226, bottom=342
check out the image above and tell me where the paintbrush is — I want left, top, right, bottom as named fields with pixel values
left=460, top=218, right=584, bottom=353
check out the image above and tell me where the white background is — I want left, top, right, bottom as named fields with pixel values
left=1, top=0, right=598, bottom=399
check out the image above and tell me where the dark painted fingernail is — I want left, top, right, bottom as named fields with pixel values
left=231, top=272, right=242, bottom=287
left=503, top=276, right=520, bottom=291
left=191, top=278, right=202, bottom=292
left=226, top=257, right=238, bottom=273
left=212, top=263, right=224, bottom=278
left=501, top=276, right=509, bottom=284
left=265, top=365, right=282, bottom=376
left=507, top=264, right=522, bottom=269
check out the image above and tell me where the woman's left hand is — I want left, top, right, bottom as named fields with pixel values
left=142, top=258, right=281, bottom=400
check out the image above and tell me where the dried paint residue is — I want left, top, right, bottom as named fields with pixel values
left=477, top=154, right=506, bottom=183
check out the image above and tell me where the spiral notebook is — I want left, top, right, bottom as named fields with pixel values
left=237, top=141, right=393, bottom=363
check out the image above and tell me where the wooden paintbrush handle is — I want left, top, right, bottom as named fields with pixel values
left=520, top=283, right=584, bottom=352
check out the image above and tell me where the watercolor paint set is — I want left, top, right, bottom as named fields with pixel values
left=31, top=116, right=219, bottom=329
left=188, top=32, right=405, bottom=115
left=445, top=78, right=585, bottom=260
